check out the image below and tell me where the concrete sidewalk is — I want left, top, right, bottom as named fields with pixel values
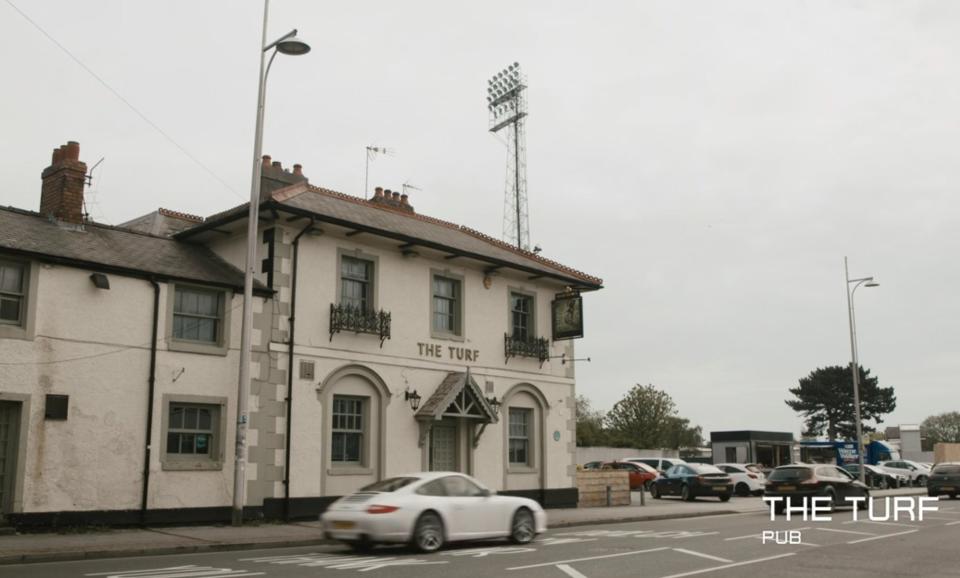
left=0, top=487, right=926, bottom=565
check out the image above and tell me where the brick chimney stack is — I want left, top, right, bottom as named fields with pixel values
left=41, top=141, right=87, bottom=224
left=367, top=185, right=415, bottom=213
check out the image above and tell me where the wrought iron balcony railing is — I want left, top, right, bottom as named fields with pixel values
left=504, top=333, right=550, bottom=366
left=329, top=303, right=391, bottom=347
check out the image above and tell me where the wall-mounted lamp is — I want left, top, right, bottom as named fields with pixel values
left=89, top=272, right=110, bottom=290
left=486, top=396, right=501, bottom=416
left=405, top=390, right=422, bottom=411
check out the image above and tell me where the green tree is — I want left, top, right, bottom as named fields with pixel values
left=604, top=384, right=702, bottom=449
left=921, top=412, right=960, bottom=445
left=785, top=365, right=896, bottom=440
left=575, top=395, right=609, bottom=447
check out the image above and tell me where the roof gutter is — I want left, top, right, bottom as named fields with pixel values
left=181, top=201, right=601, bottom=290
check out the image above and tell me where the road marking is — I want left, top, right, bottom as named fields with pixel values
left=506, top=547, right=670, bottom=570
left=672, top=548, right=732, bottom=563
left=556, top=564, right=589, bottom=578
left=944, top=520, right=960, bottom=526
left=810, top=527, right=876, bottom=537
left=846, top=529, right=920, bottom=544
left=85, top=566, right=264, bottom=578
left=843, top=520, right=919, bottom=528
left=723, top=534, right=760, bottom=541
left=655, top=553, right=796, bottom=578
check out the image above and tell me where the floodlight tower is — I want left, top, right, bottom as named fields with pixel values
left=487, top=62, right=529, bottom=251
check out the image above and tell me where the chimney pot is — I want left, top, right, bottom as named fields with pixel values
left=52, top=148, right=62, bottom=165
left=401, top=193, right=409, bottom=205
left=293, top=163, right=303, bottom=176
left=65, top=141, right=80, bottom=161
left=272, top=161, right=282, bottom=168
left=392, top=192, right=401, bottom=202
left=374, top=186, right=384, bottom=198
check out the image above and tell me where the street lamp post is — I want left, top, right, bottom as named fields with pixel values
left=844, top=256, right=879, bottom=485
left=233, top=0, right=310, bottom=527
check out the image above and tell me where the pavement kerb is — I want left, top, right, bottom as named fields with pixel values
left=548, top=509, right=744, bottom=529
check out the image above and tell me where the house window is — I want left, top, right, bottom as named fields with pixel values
left=341, top=256, right=373, bottom=311
left=508, top=408, right=532, bottom=466
left=510, top=292, right=533, bottom=340
left=432, top=275, right=461, bottom=335
left=331, top=396, right=364, bottom=464
left=0, top=261, right=25, bottom=326
left=173, top=286, right=223, bottom=343
left=166, top=403, right=218, bottom=460
left=725, top=447, right=737, bottom=463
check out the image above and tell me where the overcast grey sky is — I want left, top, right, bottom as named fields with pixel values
left=3, top=0, right=959, bottom=438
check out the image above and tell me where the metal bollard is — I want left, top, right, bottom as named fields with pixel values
left=606, top=485, right=611, bottom=507
left=640, top=485, right=646, bottom=506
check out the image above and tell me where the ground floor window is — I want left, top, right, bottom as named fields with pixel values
left=161, top=396, right=226, bottom=471
left=331, top=396, right=365, bottom=464
left=508, top=408, right=532, bottom=466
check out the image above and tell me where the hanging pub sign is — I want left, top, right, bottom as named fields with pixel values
left=551, top=292, right=583, bottom=340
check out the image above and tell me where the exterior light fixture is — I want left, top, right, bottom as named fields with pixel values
left=486, top=396, right=501, bottom=416
left=89, top=272, right=110, bottom=290
left=405, top=390, right=422, bottom=411
left=275, top=34, right=311, bottom=56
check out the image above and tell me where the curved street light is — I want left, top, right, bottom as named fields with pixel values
left=845, top=257, right=879, bottom=485
left=234, top=0, right=310, bottom=527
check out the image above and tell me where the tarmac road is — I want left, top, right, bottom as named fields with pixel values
left=3, top=496, right=958, bottom=578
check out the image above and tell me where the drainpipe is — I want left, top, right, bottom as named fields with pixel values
left=141, top=278, right=161, bottom=524
left=284, top=219, right=314, bottom=521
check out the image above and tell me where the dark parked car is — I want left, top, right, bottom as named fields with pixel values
left=650, top=463, right=732, bottom=502
left=927, top=462, right=960, bottom=499
left=581, top=461, right=604, bottom=471
left=842, top=463, right=904, bottom=489
left=764, top=464, right=870, bottom=514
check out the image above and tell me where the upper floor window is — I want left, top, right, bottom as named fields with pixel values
left=341, top=256, right=373, bottom=311
left=510, top=292, right=533, bottom=340
left=432, top=275, right=461, bottom=335
left=0, top=261, right=25, bottom=326
left=173, top=286, right=223, bottom=344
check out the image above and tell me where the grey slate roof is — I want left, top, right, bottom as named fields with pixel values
left=0, top=207, right=262, bottom=292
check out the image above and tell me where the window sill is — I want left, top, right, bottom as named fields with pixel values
left=0, top=324, right=30, bottom=340
left=327, top=466, right=374, bottom=476
left=161, top=460, right=223, bottom=471
left=167, top=339, right=228, bottom=356
left=507, top=466, right=539, bottom=475
left=429, top=331, right=465, bottom=343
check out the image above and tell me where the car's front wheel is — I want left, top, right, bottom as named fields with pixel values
left=681, top=484, right=695, bottom=502
left=412, top=512, right=445, bottom=553
left=510, top=508, right=536, bottom=544
left=735, top=483, right=750, bottom=497
left=719, top=494, right=731, bottom=502
left=650, top=484, right=661, bottom=499
left=916, top=475, right=928, bottom=487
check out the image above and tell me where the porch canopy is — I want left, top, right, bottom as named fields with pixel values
left=414, top=370, right=498, bottom=448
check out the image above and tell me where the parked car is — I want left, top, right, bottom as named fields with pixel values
left=927, top=462, right=960, bottom=499
left=602, top=461, right=659, bottom=490
left=320, top=472, right=546, bottom=552
left=842, top=463, right=906, bottom=489
left=626, top=457, right=687, bottom=474
left=650, top=463, right=732, bottom=502
left=714, top=463, right=766, bottom=496
left=879, top=460, right=932, bottom=486
left=581, top=461, right=604, bottom=471
left=764, top=464, right=870, bottom=515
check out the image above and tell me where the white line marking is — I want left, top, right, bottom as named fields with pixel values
left=723, top=534, right=760, bottom=541
left=843, top=520, right=919, bottom=528
left=811, top=527, right=876, bottom=536
left=672, top=549, right=733, bottom=564
left=944, top=520, right=960, bottom=526
left=506, top=547, right=670, bottom=570
left=847, top=529, right=920, bottom=544
left=556, top=564, right=589, bottom=578
left=656, top=553, right=796, bottom=578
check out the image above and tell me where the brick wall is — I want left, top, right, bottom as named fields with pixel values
left=576, top=470, right=630, bottom=507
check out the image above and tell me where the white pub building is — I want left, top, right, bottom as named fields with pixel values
left=0, top=142, right=602, bottom=526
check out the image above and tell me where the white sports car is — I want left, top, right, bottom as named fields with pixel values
left=320, top=472, right=548, bottom=552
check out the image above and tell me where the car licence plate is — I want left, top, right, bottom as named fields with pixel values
left=332, top=521, right=355, bottom=530
left=942, top=486, right=955, bottom=491
left=714, top=485, right=728, bottom=491
left=778, top=485, right=796, bottom=491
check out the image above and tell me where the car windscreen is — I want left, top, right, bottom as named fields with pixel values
left=690, top=464, right=723, bottom=474
left=360, top=477, right=419, bottom=492
left=768, top=467, right=813, bottom=481
left=933, top=464, right=960, bottom=475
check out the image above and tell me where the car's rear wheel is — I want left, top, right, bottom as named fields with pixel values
left=510, top=508, right=536, bottom=544
left=878, top=477, right=888, bottom=489
left=916, top=475, right=928, bottom=487
left=681, top=484, right=694, bottom=502
left=650, top=484, right=661, bottom=499
left=412, top=512, right=444, bottom=553
left=858, top=491, right=870, bottom=510
left=735, top=482, right=750, bottom=497
left=818, top=487, right=838, bottom=511
left=774, top=501, right=786, bottom=515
